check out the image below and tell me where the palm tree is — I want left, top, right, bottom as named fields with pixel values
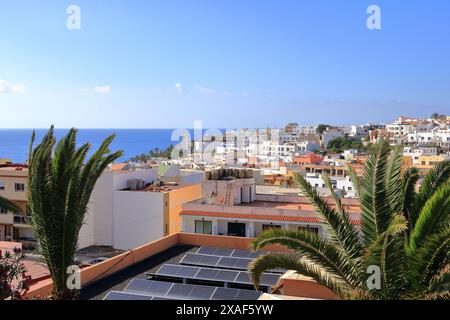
left=27, top=127, right=122, bottom=299
left=0, top=196, right=22, bottom=214
left=249, top=141, right=450, bottom=299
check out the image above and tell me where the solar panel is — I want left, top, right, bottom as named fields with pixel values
left=197, top=247, right=235, bottom=257
left=234, top=272, right=253, bottom=285
left=200, top=254, right=222, bottom=265
left=235, top=258, right=251, bottom=269
left=189, top=285, right=217, bottom=300
left=211, top=287, right=239, bottom=300
left=156, top=264, right=181, bottom=276
left=168, top=283, right=193, bottom=299
left=156, top=264, right=200, bottom=278
left=235, top=289, right=263, bottom=300
left=180, top=253, right=221, bottom=267
left=195, top=268, right=219, bottom=279
left=217, top=256, right=251, bottom=270
left=217, top=257, right=239, bottom=269
left=180, top=253, right=201, bottom=265
left=197, top=247, right=216, bottom=255
left=124, top=279, right=172, bottom=296
left=117, top=279, right=264, bottom=301
left=230, top=249, right=253, bottom=258
left=103, top=291, right=154, bottom=300
left=260, top=273, right=281, bottom=286
left=215, top=269, right=239, bottom=282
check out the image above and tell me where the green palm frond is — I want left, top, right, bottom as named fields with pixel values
left=385, top=146, right=404, bottom=215
left=408, top=228, right=450, bottom=288
left=408, top=182, right=450, bottom=253
left=363, top=215, right=408, bottom=297
left=345, top=164, right=361, bottom=197
left=28, top=127, right=123, bottom=297
left=428, top=264, right=450, bottom=292
left=0, top=196, right=22, bottom=213
left=248, top=253, right=350, bottom=298
left=294, top=172, right=362, bottom=263
left=251, top=228, right=362, bottom=288
left=359, top=140, right=393, bottom=246
left=411, top=160, right=450, bottom=226
left=400, top=167, right=419, bottom=223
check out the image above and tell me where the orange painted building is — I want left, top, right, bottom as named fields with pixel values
left=293, top=153, right=323, bottom=166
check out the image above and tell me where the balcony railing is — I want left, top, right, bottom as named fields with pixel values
left=13, top=215, right=33, bottom=225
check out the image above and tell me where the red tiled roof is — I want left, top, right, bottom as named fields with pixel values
left=180, top=210, right=360, bottom=225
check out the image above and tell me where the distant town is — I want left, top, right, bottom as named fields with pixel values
left=1, top=113, right=449, bottom=301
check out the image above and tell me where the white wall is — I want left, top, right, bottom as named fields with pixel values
left=78, top=169, right=159, bottom=249
left=112, top=191, right=164, bottom=250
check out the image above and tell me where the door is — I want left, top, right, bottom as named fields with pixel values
left=227, top=222, right=246, bottom=237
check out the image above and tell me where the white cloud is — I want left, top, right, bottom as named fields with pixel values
left=174, top=83, right=184, bottom=94
left=82, top=85, right=112, bottom=94
left=196, top=86, right=231, bottom=96
left=0, top=79, right=25, bottom=94
left=93, top=86, right=112, bottom=94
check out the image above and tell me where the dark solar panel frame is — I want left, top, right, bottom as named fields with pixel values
left=150, top=264, right=279, bottom=287
left=116, top=279, right=264, bottom=301
left=103, top=291, right=154, bottom=300
left=124, top=279, right=172, bottom=296
left=181, top=253, right=284, bottom=273
left=197, top=247, right=235, bottom=257
left=195, top=246, right=267, bottom=259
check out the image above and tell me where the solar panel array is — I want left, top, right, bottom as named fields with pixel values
left=104, top=291, right=169, bottom=301
left=123, top=279, right=262, bottom=300
left=197, top=246, right=266, bottom=259
left=180, top=253, right=283, bottom=273
left=151, top=264, right=279, bottom=287
left=102, top=246, right=281, bottom=300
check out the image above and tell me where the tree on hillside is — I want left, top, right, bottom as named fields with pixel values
left=316, top=124, right=330, bottom=135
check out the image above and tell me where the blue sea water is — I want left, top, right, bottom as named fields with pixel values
left=0, top=129, right=193, bottom=163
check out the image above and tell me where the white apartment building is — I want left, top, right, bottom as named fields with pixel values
left=79, top=167, right=203, bottom=250
left=305, top=173, right=355, bottom=197
left=403, top=146, right=438, bottom=165
left=180, top=173, right=361, bottom=238
left=406, top=127, right=450, bottom=147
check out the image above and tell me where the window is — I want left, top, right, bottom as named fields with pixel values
left=0, top=207, right=8, bottom=214
left=298, top=226, right=319, bottom=234
left=195, top=220, right=212, bottom=235
left=15, top=183, right=25, bottom=192
left=0, top=181, right=5, bottom=191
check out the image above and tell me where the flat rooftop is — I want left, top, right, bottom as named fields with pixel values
left=81, top=245, right=197, bottom=300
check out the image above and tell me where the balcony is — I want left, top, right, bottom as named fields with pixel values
left=13, top=215, right=33, bottom=226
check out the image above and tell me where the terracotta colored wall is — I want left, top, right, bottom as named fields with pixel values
left=167, top=184, right=202, bottom=234
left=282, top=278, right=337, bottom=300
left=178, top=233, right=290, bottom=253
left=24, top=233, right=180, bottom=299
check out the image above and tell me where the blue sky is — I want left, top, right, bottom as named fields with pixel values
left=0, top=0, right=449, bottom=129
